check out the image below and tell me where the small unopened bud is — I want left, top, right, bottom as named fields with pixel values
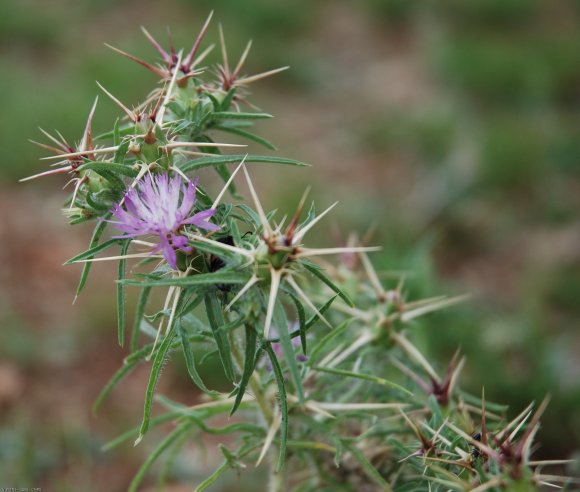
left=143, top=128, right=156, bottom=145
left=128, top=142, right=141, bottom=155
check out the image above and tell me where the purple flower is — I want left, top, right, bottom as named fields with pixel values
left=110, top=173, right=219, bottom=268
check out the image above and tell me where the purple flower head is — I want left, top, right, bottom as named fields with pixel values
left=110, top=173, right=219, bottom=269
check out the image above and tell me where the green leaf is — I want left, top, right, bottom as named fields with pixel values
left=102, top=411, right=181, bottom=451
left=273, top=297, right=304, bottom=403
left=204, top=293, right=235, bottom=382
left=212, top=111, right=273, bottom=120
left=121, top=271, right=250, bottom=287
left=220, top=88, right=236, bottom=110
left=95, top=330, right=207, bottom=416
left=92, top=361, right=136, bottom=415
left=206, top=92, right=222, bottom=112
left=74, top=216, right=110, bottom=297
left=268, top=295, right=338, bottom=344
left=77, top=160, right=138, bottom=178
left=65, top=237, right=121, bottom=265
left=191, top=238, right=241, bottom=263
left=95, top=123, right=136, bottom=141
left=193, top=442, right=263, bottom=491
left=130, top=287, right=151, bottom=352
left=263, top=343, right=288, bottom=472
left=117, top=240, right=130, bottom=347
left=302, top=261, right=354, bottom=307
left=179, top=322, right=216, bottom=395
left=305, top=295, right=337, bottom=329
left=287, top=291, right=306, bottom=354
left=230, top=325, right=258, bottom=416
left=312, top=366, right=413, bottom=396
left=194, top=461, right=230, bottom=492
left=215, top=125, right=277, bottom=150
left=180, top=154, right=307, bottom=173
left=136, top=329, right=177, bottom=444
left=236, top=204, right=262, bottom=230
left=342, top=440, right=393, bottom=491
left=427, top=394, right=444, bottom=428
left=180, top=293, right=204, bottom=317
left=128, top=420, right=195, bottom=492
left=87, top=168, right=126, bottom=192
left=112, top=118, right=121, bottom=146
left=308, top=318, right=352, bottom=366
left=113, top=138, right=130, bottom=165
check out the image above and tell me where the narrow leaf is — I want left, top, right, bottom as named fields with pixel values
left=180, top=154, right=307, bottom=173
left=302, top=261, right=354, bottom=307
left=212, top=111, right=273, bottom=120
left=287, top=291, right=306, bottom=354
left=121, top=271, right=250, bottom=287
left=179, top=322, right=216, bottom=394
left=92, top=362, right=136, bottom=415
left=305, top=295, right=337, bottom=330
left=204, top=293, right=235, bottom=381
left=230, top=325, right=258, bottom=416
left=263, top=343, right=288, bottom=472
left=308, top=318, right=351, bottom=366
left=273, top=298, right=304, bottom=403
left=77, top=160, right=139, bottom=178
left=194, top=461, right=230, bottom=492
left=215, top=124, right=277, bottom=150
left=128, top=420, right=194, bottom=492
left=130, top=286, right=151, bottom=352
left=312, top=366, right=413, bottom=396
left=65, top=237, right=122, bottom=264
left=343, top=441, right=393, bottom=491
left=136, top=329, right=177, bottom=445
left=117, top=240, right=130, bottom=347
left=75, top=216, right=110, bottom=297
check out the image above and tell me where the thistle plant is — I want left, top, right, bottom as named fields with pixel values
left=23, top=14, right=577, bottom=492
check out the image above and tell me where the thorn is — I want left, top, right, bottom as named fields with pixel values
left=163, top=141, right=245, bottom=149
left=391, top=332, right=440, bottom=383
left=19, top=166, right=73, bottom=182
left=29, top=139, right=67, bottom=155
left=225, top=275, right=259, bottom=311
left=80, top=96, right=99, bottom=158
left=218, top=24, right=230, bottom=77
left=105, top=43, right=168, bottom=78
left=212, top=155, right=247, bottom=208
left=233, top=40, right=253, bottom=79
left=359, top=250, right=386, bottom=300
left=294, top=197, right=338, bottom=241
left=236, top=66, right=290, bottom=86
left=184, top=11, right=214, bottom=70
left=188, top=43, right=215, bottom=74
left=296, top=246, right=381, bottom=258
left=264, top=268, right=281, bottom=338
left=140, top=26, right=171, bottom=64
left=242, top=164, right=272, bottom=236
left=96, top=82, right=136, bottom=122
left=285, top=186, right=311, bottom=241
left=39, top=127, right=71, bottom=152
left=286, top=275, right=332, bottom=330
left=40, top=146, right=119, bottom=161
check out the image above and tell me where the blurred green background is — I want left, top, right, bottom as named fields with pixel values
left=1, top=0, right=579, bottom=490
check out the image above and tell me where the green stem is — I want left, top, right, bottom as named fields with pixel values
left=268, top=464, right=287, bottom=492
